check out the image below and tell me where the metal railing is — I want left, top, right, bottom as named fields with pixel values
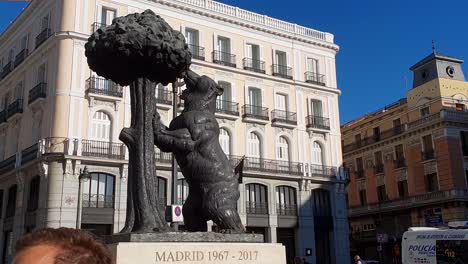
left=246, top=201, right=268, bottom=215
left=374, top=164, right=384, bottom=174
left=343, top=125, right=408, bottom=153
left=7, top=99, right=23, bottom=119
left=394, top=158, right=406, bottom=169
left=86, top=77, right=123, bottom=97
left=14, top=49, right=28, bottom=68
left=40, top=137, right=71, bottom=155
left=272, top=64, right=293, bottom=79
left=82, top=194, right=114, bottom=208
left=91, top=22, right=106, bottom=32
left=305, top=72, right=325, bottom=86
left=305, top=115, right=330, bottom=130
left=0, top=155, right=16, bottom=175
left=242, top=104, right=269, bottom=120
left=188, top=44, right=205, bottom=61
left=82, top=140, right=125, bottom=160
left=242, top=58, right=265, bottom=73
left=35, top=28, right=51, bottom=48
left=28, top=83, right=47, bottom=104
left=155, top=89, right=173, bottom=105
left=21, top=143, right=39, bottom=165
left=309, top=164, right=336, bottom=178
left=229, top=156, right=304, bottom=175
left=422, top=149, right=435, bottom=161
left=212, top=51, right=236, bottom=67
left=216, top=100, right=239, bottom=116
left=155, top=147, right=172, bottom=164
left=276, top=204, right=297, bottom=216
left=271, top=109, right=297, bottom=125
left=0, top=61, right=12, bottom=79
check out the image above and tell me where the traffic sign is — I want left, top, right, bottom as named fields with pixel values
left=171, top=205, right=184, bottom=222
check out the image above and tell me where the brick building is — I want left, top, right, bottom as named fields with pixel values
left=342, top=52, right=468, bottom=262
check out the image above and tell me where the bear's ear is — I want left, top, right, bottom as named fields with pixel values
left=215, top=84, right=224, bottom=96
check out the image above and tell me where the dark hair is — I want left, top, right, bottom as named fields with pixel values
left=15, top=228, right=112, bottom=264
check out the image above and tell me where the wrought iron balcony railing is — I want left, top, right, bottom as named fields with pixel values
left=155, top=147, right=172, bottom=164
left=309, top=164, right=337, bottom=178
left=242, top=58, right=265, bottom=73
left=305, top=71, right=325, bottom=86
left=21, top=143, right=39, bottom=165
left=0, top=61, right=13, bottom=79
left=242, top=104, right=269, bottom=120
left=422, top=149, right=435, bottom=161
left=82, top=194, right=114, bottom=208
left=14, top=49, right=28, bottom=68
left=276, top=204, right=297, bottom=216
left=272, top=64, right=293, bottom=79
left=188, top=44, right=205, bottom=61
left=212, top=51, right=236, bottom=67
left=229, top=156, right=304, bottom=176
left=216, top=100, right=239, bottom=116
left=271, top=109, right=297, bottom=125
left=35, top=28, right=51, bottom=48
left=394, top=158, right=406, bottom=169
left=91, top=22, right=106, bottom=32
left=28, top=83, right=47, bottom=104
left=306, top=115, right=330, bottom=130
left=7, top=99, right=23, bottom=119
left=246, top=201, right=268, bottom=215
left=81, top=140, right=125, bottom=160
left=155, top=89, right=173, bottom=105
left=86, top=77, right=123, bottom=97
left=0, top=155, right=16, bottom=175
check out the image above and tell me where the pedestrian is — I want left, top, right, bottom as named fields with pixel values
left=13, top=227, right=112, bottom=264
left=354, top=254, right=363, bottom=264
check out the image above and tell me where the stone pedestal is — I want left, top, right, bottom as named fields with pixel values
left=107, top=232, right=286, bottom=264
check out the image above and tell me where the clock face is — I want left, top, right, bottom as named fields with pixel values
left=446, top=66, right=455, bottom=77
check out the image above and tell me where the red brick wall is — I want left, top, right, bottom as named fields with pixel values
left=384, top=158, right=399, bottom=199
left=434, top=136, right=466, bottom=190
left=407, top=143, right=426, bottom=194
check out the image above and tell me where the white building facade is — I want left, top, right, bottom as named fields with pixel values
left=0, top=0, right=349, bottom=263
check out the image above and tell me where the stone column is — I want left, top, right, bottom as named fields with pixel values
left=267, top=225, right=277, bottom=243
left=238, top=183, right=247, bottom=225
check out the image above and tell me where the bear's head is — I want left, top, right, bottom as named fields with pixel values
left=180, top=69, right=223, bottom=113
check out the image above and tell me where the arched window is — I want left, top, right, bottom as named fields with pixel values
left=276, top=186, right=297, bottom=216
left=245, top=183, right=268, bottom=215
left=276, top=136, right=290, bottom=161
left=82, top=173, right=115, bottom=208
left=177, top=178, right=189, bottom=204
left=91, top=111, right=111, bottom=142
left=219, top=128, right=231, bottom=155
left=156, top=177, right=167, bottom=210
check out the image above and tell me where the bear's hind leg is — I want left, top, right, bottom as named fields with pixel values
left=183, top=191, right=208, bottom=232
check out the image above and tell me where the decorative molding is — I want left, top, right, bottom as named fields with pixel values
left=275, top=127, right=293, bottom=136
left=215, top=70, right=234, bottom=77
left=245, top=77, right=263, bottom=83
left=246, top=123, right=265, bottom=132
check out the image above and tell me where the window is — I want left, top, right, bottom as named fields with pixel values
left=395, top=144, right=404, bottom=161
left=425, top=173, right=438, bottom=192
left=20, top=35, right=28, bottom=51
left=356, top=157, right=364, bottom=178
left=310, top=99, right=323, bottom=117
left=37, top=63, right=46, bottom=84
left=377, top=185, right=387, bottom=202
left=276, top=136, right=289, bottom=162
left=82, top=173, right=115, bottom=208
left=245, top=183, right=268, bottom=214
left=374, top=151, right=383, bottom=173
left=5, top=185, right=17, bottom=218
left=312, top=189, right=331, bottom=217
left=311, top=141, right=323, bottom=165
left=276, top=186, right=297, bottom=216
left=177, top=178, right=189, bottom=204
left=275, top=50, right=287, bottom=67
left=27, top=176, right=40, bottom=212
left=2, top=231, right=13, bottom=264
left=275, top=94, right=288, bottom=112
left=355, top=134, right=362, bottom=147
left=248, top=132, right=261, bottom=166
left=219, top=128, right=231, bottom=155
left=373, top=127, right=381, bottom=141
left=216, top=81, right=232, bottom=111
left=156, top=177, right=167, bottom=210
left=0, top=190, right=3, bottom=218
left=422, top=134, right=434, bottom=160
left=393, top=118, right=402, bottom=133
left=91, top=111, right=111, bottom=141
left=101, top=7, right=116, bottom=26
left=307, top=58, right=319, bottom=74
left=455, top=103, right=465, bottom=112
left=14, top=80, right=24, bottom=100
left=248, top=87, right=262, bottom=107
left=460, top=131, right=468, bottom=156
left=0, top=134, right=5, bottom=161
left=8, top=49, right=14, bottom=64
left=359, top=190, right=367, bottom=205
left=41, top=14, right=50, bottom=31
left=398, top=180, right=408, bottom=198
left=246, top=43, right=260, bottom=61
left=217, top=36, right=231, bottom=54
left=420, top=106, right=430, bottom=117
left=185, top=28, right=199, bottom=46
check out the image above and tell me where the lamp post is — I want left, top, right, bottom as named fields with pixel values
left=76, top=166, right=91, bottom=229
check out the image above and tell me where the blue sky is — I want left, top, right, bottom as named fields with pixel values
left=1, top=1, right=467, bottom=123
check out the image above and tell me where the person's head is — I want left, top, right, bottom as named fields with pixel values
left=354, top=255, right=361, bottom=261
left=13, top=228, right=112, bottom=264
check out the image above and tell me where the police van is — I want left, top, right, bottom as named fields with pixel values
left=402, top=222, right=468, bottom=264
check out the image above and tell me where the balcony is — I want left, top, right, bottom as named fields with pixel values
left=212, top=51, right=236, bottom=67
left=242, top=105, right=269, bottom=123
left=242, top=58, right=265, bottom=74
left=155, top=147, right=172, bottom=164
left=7, top=99, right=23, bottom=119
left=216, top=100, right=239, bottom=117
left=276, top=204, right=297, bottom=216
left=0, top=155, right=16, bottom=175
left=21, top=143, right=39, bottom=165
left=305, top=72, right=325, bottom=86
left=246, top=202, right=268, bottom=215
left=271, top=110, right=297, bottom=127
left=0, top=61, right=13, bottom=79
left=394, top=158, right=406, bottom=169
left=309, top=164, right=337, bottom=178
left=305, top=115, right=330, bottom=130
left=422, top=149, right=435, bottom=161
left=229, top=156, right=304, bottom=176
left=91, top=22, right=106, bottom=32
left=188, top=44, right=205, bottom=61
left=374, top=164, right=384, bottom=174
left=35, top=28, right=51, bottom=49
left=14, top=49, right=28, bottom=68
left=355, top=169, right=365, bottom=179
left=28, top=83, right=47, bottom=105
left=272, top=64, right=293, bottom=80
left=82, top=194, right=114, bottom=208
left=86, top=77, right=123, bottom=98
left=81, top=140, right=125, bottom=160
left=155, top=89, right=173, bottom=106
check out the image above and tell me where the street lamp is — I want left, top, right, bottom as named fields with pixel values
left=76, top=166, right=91, bottom=229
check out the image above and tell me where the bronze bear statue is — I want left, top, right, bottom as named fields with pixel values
left=153, top=69, right=245, bottom=233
